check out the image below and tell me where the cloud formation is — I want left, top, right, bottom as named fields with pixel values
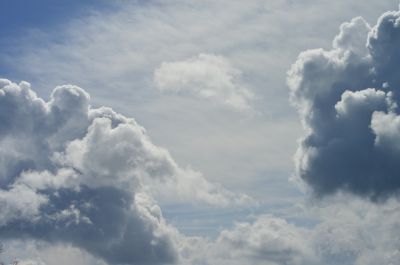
left=6, top=195, right=400, bottom=265
left=0, top=79, right=247, bottom=264
left=154, top=54, right=253, bottom=110
left=289, top=11, right=400, bottom=200
left=3, top=0, right=395, bottom=200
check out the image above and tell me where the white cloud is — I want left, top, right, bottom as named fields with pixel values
left=0, top=184, right=47, bottom=226
left=154, top=53, right=253, bottom=110
left=214, top=215, right=315, bottom=265
left=0, top=240, right=106, bottom=265
left=176, top=195, right=400, bottom=265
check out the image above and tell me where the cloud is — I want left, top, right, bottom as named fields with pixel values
left=0, top=71, right=398, bottom=265
left=6, top=194, right=400, bottom=265
left=213, top=215, right=315, bottom=265
left=2, top=0, right=396, bottom=201
left=289, top=11, right=400, bottom=200
left=0, top=239, right=109, bottom=265
left=154, top=54, right=253, bottom=110
left=0, top=78, right=248, bottom=264
left=178, top=195, right=400, bottom=265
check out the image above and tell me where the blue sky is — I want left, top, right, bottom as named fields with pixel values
left=0, top=0, right=116, bottom=80
left=0, top=0, right=113, bottom=36
left=1, top=1, right=400, bottom=265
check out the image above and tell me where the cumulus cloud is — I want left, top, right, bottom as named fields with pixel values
left=154, top=54, right=253, bottom=110
left=289, top=10, right=400, bottom=200
left=213, top=215, right=315, bottom=265
left=0, top=239, right=108, bottom=265
left=6, top=195, right=400, bottom=265
left=18, top=261, right=46, bottom=265
left=179, top=196, right=400, bottom=265
left=0, top=79, right=248, bottom=264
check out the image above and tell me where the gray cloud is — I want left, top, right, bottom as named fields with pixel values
left=6, top=195, right=400, bottom=265
left=289, top=10, right=400, bottom=200
left=0, top=79, right=247, bottom=264
left=2, top=187, right=177, bottom=265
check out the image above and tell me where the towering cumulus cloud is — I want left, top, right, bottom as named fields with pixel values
left=0, top=79, right=246, bottom=264
left=289, top=11, right=400, bottom=200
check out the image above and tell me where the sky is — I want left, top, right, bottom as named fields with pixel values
left=1, top=0, right=400, bottom=264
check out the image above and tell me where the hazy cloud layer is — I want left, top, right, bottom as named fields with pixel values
left=0, top=79, right=248, bottom=264
left=289, top=10, right=400, bottom=200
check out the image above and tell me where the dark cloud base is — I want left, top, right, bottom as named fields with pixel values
left=0, top=186, right=175, bottom=265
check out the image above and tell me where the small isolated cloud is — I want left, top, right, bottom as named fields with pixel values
left=0, top=79, right=249, bottom=265
left=288, top=10, right=400, bottom=200
left=154, top=53, right=253, bottom=111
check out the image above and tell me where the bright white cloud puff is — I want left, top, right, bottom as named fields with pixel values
left=154, top=53, right=253, bottom=111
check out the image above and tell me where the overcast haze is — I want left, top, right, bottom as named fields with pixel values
left=1, top=1, right=400, bottom=264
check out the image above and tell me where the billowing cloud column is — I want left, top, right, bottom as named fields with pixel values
left=289, top=11, right=400, bottom=200
left=0, top=79, right=245, bottom=264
